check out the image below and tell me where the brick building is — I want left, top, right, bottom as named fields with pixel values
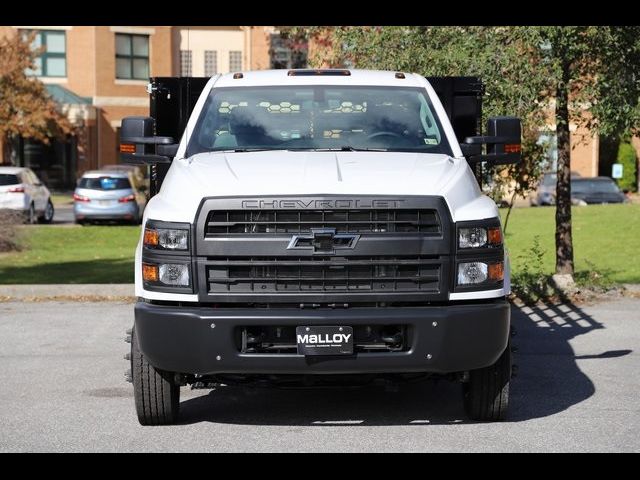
left=0, top=26, right=307, bottom=188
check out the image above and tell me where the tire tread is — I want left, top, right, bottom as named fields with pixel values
left=464, top=341, right=511, bottom=421
left=131, top=327, right=179, bottom=425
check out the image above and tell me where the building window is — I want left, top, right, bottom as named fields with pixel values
left=22, top=29, right=66, bottom=77
left=270, top=33, right=307, bottom=70
left=204, top=50, right=217, bottom=76
left=115, top=33, right=149, bottom=80
left=180, top=50, right=192, bottom=77
left=229, top=51, right=242, bottom=72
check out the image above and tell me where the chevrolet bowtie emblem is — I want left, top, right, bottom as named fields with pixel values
left=287, top=228, right=360, bottom=254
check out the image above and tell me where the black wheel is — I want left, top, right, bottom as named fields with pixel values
left=38, top=200, right=54, bottom=224
left=463, top=341, right=511, bottom=421
left=131, top=326, right=180, bottom=425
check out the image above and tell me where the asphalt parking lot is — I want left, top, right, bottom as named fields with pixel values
left=52, top=204, right=74, bottom=224
left=0, top=298, right=638, bottom=452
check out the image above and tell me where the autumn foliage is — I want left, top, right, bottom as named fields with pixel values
left=0, top=32, right=72, bottom=145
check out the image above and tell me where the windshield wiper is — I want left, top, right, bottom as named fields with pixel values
left=292, top=146, right=388, bottom=152
left=213, top=148, right=284, bottom=153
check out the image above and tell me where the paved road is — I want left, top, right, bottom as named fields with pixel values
left=52, top=204, right=75, bottom=224
left=0, top=298, right=639, bottom=452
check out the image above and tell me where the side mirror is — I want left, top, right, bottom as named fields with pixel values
left=120, top=116, right=177, bottom=165
left=462, top=116, right=521, bottom=165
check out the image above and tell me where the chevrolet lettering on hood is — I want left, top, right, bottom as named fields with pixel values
left=241, top=199, right=405, bottom=209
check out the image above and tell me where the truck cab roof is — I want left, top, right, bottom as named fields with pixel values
left=212, top=69, right=427, bottom=88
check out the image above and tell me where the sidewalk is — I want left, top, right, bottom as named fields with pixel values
left=0, top=284, right=135, bottom=302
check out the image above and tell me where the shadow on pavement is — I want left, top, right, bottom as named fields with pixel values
left=178, top=300, right=629, bottom=426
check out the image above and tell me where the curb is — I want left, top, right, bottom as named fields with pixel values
left=0, top=284, right=135, bottom=302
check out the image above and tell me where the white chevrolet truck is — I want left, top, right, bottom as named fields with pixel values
left=120, top=69, right=521, bottom=425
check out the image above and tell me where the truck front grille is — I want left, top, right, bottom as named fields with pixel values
left=206, top=209, right=441, bottom=235
left=207, top=256, right=441, bottom=294
left=195, top=196, right=453, bottom=303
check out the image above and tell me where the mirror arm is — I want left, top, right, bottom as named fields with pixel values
left=464, top=135, right=520, bottom=145
left=120, top=136, right=174, bottom=145
left=121, top=153, right=172, bottom=165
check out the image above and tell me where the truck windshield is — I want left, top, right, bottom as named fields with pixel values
left=186, top=85, right=452, bottom=156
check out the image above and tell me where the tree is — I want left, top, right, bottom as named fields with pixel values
left=283, top=26, right=640, bottom=279
left=538, top=27, right=640, bottom=277
left=0, top=31, right=72, bottom=155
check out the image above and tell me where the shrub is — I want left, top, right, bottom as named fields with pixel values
left=0, top=210, right=25, bottom=252
left=511, top=235, right=552, bottom=303
left=616, top=142, right=637, bottom=192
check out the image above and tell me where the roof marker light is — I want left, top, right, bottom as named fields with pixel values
left=287, top=69, right=351, bottom=76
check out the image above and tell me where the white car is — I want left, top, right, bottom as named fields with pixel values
left=0, top=167, right=54, bottom=223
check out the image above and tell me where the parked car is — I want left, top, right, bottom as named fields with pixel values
left=101, top=164, right=149, bottom=192
left=571, top=177, right=627, bottom=205
left=0, top=166, right=54, bottom=223
left=73, top=170, right=147, bottom=224
left=530, top=172, right=582, bottom=206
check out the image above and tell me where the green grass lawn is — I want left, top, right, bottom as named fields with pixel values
left=501, top=204, right=640, bottom=284
left=0, top=204, right=638, bottom=284
left=0, top=226, right=140, bottom=284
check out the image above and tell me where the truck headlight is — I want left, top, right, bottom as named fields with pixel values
left=458, top=226, right=502, bottom=249
left=144, top=226, right=189, bottom=250
left=458, top=262, right=488, bottom=284
left=143, top=262, right=191, bottom=287
left=457, top=261, right=504, bottom=286
left=159, top=264, right=190, bottom=286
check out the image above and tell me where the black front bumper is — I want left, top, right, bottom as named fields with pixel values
left=134, top=300, right=510, bottom=375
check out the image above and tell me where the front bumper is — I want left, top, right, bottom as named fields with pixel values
left=135, top=300, right=510, bottom=375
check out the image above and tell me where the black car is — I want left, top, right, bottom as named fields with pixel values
left=571, top=177, right=627, bottom=205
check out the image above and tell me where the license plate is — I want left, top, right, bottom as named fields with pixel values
left=296, top=326, right=353, bottom=356
left=98, top=200, right=113, bottom=206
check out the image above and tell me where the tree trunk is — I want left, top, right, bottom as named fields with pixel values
left=554, top=63, right=574, bottom=276
left=502, top=189, right=518, bottom=235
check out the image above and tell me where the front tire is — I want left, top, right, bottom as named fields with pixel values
left=131, top=326, right=180, bottom=425
left=463, top=341, right=511, bottom=421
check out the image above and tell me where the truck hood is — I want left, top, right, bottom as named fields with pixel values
left=147, top=150, right=497, bottom=223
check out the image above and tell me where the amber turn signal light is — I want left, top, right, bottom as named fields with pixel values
left=488, top=262, right=504, bottom=281
left=504, top=144, right=521, bottom=154
left=488, top=227, right=503, bottom=245
left=120, top=143, right=136, bottom=153
left=143, top=228, right=158, bottom=247
left=142, top=263, right=159, bottom=282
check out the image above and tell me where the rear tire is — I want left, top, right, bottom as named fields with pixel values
left=131, top=326, right=180, bottom=425
left=38, top=200, right=54, bottom=224
left=463, top=341, right=511, bottom=421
